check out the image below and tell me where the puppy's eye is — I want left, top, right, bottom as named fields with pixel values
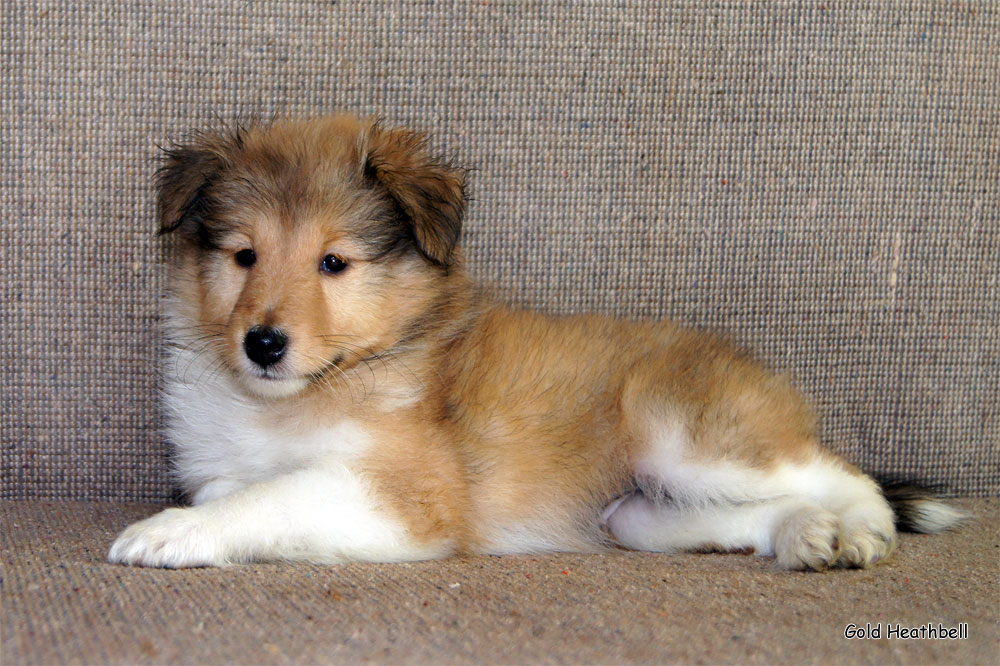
left=234, top=249, right=256, bottom=268
left=321, top=254, right=348, bottom=275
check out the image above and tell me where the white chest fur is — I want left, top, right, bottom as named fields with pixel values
left=162, top=344, right=371, bottom=502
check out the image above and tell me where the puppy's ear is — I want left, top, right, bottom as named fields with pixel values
left=155, top=134, right=227, bottom=238
left=361, top=120, right=467, bottom=267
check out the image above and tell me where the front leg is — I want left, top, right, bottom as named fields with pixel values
left=108, top=465, right=453, bottom=568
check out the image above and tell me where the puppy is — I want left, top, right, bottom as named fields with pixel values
left=109, top=114, right=966, bottom=570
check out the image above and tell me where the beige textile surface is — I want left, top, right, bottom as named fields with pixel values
left=2, top=1, right=998, bottom=501
left=2, top=499, right=998, bottom=665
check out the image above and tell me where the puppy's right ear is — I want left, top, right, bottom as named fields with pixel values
left=155, top=137, right=224, bottom=237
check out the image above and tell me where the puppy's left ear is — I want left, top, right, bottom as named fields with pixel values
left=361, top=120, right=467, bottom=267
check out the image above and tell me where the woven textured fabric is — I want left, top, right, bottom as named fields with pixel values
left=2, top=2, right=997, bottom=501
left=3, top=500, right=998, bottom=665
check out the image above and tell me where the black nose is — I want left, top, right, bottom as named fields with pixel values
left=243, top=326, right=288, bottom=368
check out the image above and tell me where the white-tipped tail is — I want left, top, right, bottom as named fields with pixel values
left=882, top=483, right=972, bottom=533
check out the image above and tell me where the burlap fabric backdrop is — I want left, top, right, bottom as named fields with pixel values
left=2, top=2, right=997, bottom=501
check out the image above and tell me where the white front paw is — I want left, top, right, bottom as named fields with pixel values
left=108, top=507, right=225, bottom=568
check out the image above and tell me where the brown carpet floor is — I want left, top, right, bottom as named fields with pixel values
left=2, top=499, right=997, bottom=665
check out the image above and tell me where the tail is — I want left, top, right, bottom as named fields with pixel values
left=880, top=481, right=972, bottom=533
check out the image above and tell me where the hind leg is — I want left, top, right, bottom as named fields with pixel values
left=616, top=332, right=900, bottom=569
left=611, top=417, right=897, bottom=570
left=607, top=494, right=844, bottom=570
left=607, top=462, right=897, bottom=570
left=617, top=344, right=897, bottom=570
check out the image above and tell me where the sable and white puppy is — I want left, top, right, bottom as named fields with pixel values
left=109, top=114, right=965, bottom=570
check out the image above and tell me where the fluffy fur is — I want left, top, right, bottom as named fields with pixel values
left=109, top=114, right=967, bottom=570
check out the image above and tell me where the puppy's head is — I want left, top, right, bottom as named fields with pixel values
left=158, top=114, right=467, bottom=398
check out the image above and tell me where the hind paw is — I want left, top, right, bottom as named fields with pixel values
left=836, top=517, right=897, bottom=568
left=774, top=506, right=842, bottom=571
